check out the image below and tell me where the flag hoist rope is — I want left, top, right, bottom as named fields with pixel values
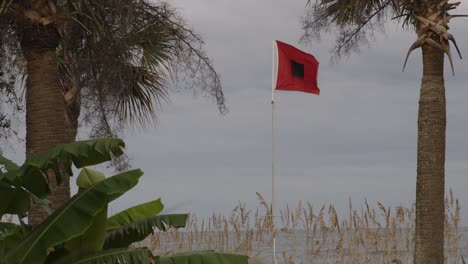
left=271, top=40, right=278, bottom=264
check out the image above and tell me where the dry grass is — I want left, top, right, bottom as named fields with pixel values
left=145, top=191, right=463, bottom=264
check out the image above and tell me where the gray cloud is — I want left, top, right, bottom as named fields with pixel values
left=112, top=1, right=468, bottom=221
left=4, top=1, right=468, bottom=223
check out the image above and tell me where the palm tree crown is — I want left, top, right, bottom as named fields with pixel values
left=303, top=0, right=465, bottom=68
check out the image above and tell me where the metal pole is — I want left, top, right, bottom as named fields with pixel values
left=271, top=40, right=277, bottom=264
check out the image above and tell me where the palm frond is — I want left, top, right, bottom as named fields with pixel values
left=63, top=0, right=173, bottom=127
left=61, top=0, right=226, bottom=137
left=302, top=0, right=396, bottom=59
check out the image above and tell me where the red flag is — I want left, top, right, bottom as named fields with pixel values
left=275, top=41, right=320, bottom=95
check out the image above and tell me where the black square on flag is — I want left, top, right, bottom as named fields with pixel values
left=290, top=60, right=304, bottom=78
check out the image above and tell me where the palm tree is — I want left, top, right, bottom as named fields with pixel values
left=0, top=0, right=69, bottom=226
left=0, top=0, right=225, bottom=226
left=301, top=0, right=465, bottom=263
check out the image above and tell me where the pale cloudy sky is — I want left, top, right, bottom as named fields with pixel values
left=5, top=1, right=468, bottom=223
left=116, top=0, right=468, bottom=222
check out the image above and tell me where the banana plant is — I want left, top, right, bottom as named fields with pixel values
left=0, top=138, right=248, bottom=264
left=1, top=138, right=125, bottom=200
left=1, top=138, right=125, bottom=220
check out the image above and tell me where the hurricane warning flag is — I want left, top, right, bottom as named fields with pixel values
left=275, top=41, right=320, bottom=95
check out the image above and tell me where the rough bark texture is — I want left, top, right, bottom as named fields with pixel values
left=413, top=44, right=446, bottom=264
left=17, top=10, right=71, bottom=226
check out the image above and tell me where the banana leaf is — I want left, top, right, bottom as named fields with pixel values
left=76, top=168, right=106, bottom=189
left=18, top=138, right=125, bottom=198
left=72, top=248, right=153, bottom=264
left=4, top=169, right=142, bottom=264
left=106, top=199, right=164, bottom=230
left=0, top=182, right=29, bottom=218
left=156, top=251, right=249, bottom=264
left=104, top=214, right=188, bottom=249
left=0, top=155, right=19, bottom=182
left=62, top=168, right=109, bottom=261
left=0, top=223, right=28, bottom=260
left=0, top=223, right=18, bottom=236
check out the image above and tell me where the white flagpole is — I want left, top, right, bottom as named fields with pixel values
left=271, top=40, right=277, bottom=264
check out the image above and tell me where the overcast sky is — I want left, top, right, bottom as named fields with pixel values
left=115, top=0, right=468, bottom=223
left=5, top=1, right=468, bottom=224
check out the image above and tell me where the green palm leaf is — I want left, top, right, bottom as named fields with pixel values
left=63, top=0, right=172, bottom=126
left=72, top=248, right=153, bottom=264
left=104, top=214, right=188, bottom=249
left=106, top=199, right=164, bottom=230
left=156, top=251, right=249, bottom=264
left=4, top=169, right=142, bottom=264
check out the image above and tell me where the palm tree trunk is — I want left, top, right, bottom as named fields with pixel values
left=18, top=14, right=70, bottom=226
left=414, top=44, right=446, bottom=264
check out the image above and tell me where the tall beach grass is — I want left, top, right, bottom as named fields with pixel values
left=145, top=191, right=464, bottom=263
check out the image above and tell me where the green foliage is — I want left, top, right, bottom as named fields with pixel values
left=51, top=0, right=227, bottom=140
left=73, top=248, right=154, bottom=264
left=64, top=206, right=109, bottom=261
left=157, top=251, right=249, bottom=264
left=62, top=0, right=172, bottom=125
left=0, top=223, right=27, bottom=259
left=2, top=0, right=226, bottom=148
left=0, top=138, right=247, bottom=264
left=63, top=168, right=112, bottom=260
left=0, top=155, right=19, bottom=180
left=104, top=214, right=188, bottom=249
left=0, top=156, right=19, bottom=173
left=3, top=169, right=142, bottom=264
left=107, top=199, right=164, bottom=230
left=0, top=182, right=29, bottom=218
left=2, top=138, right=124, bottom=199
left=0, top=156, right=49, bottom=219
left=76, top=168, right=107, bottom=189
left=104, top=196, right=188, bottom=249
